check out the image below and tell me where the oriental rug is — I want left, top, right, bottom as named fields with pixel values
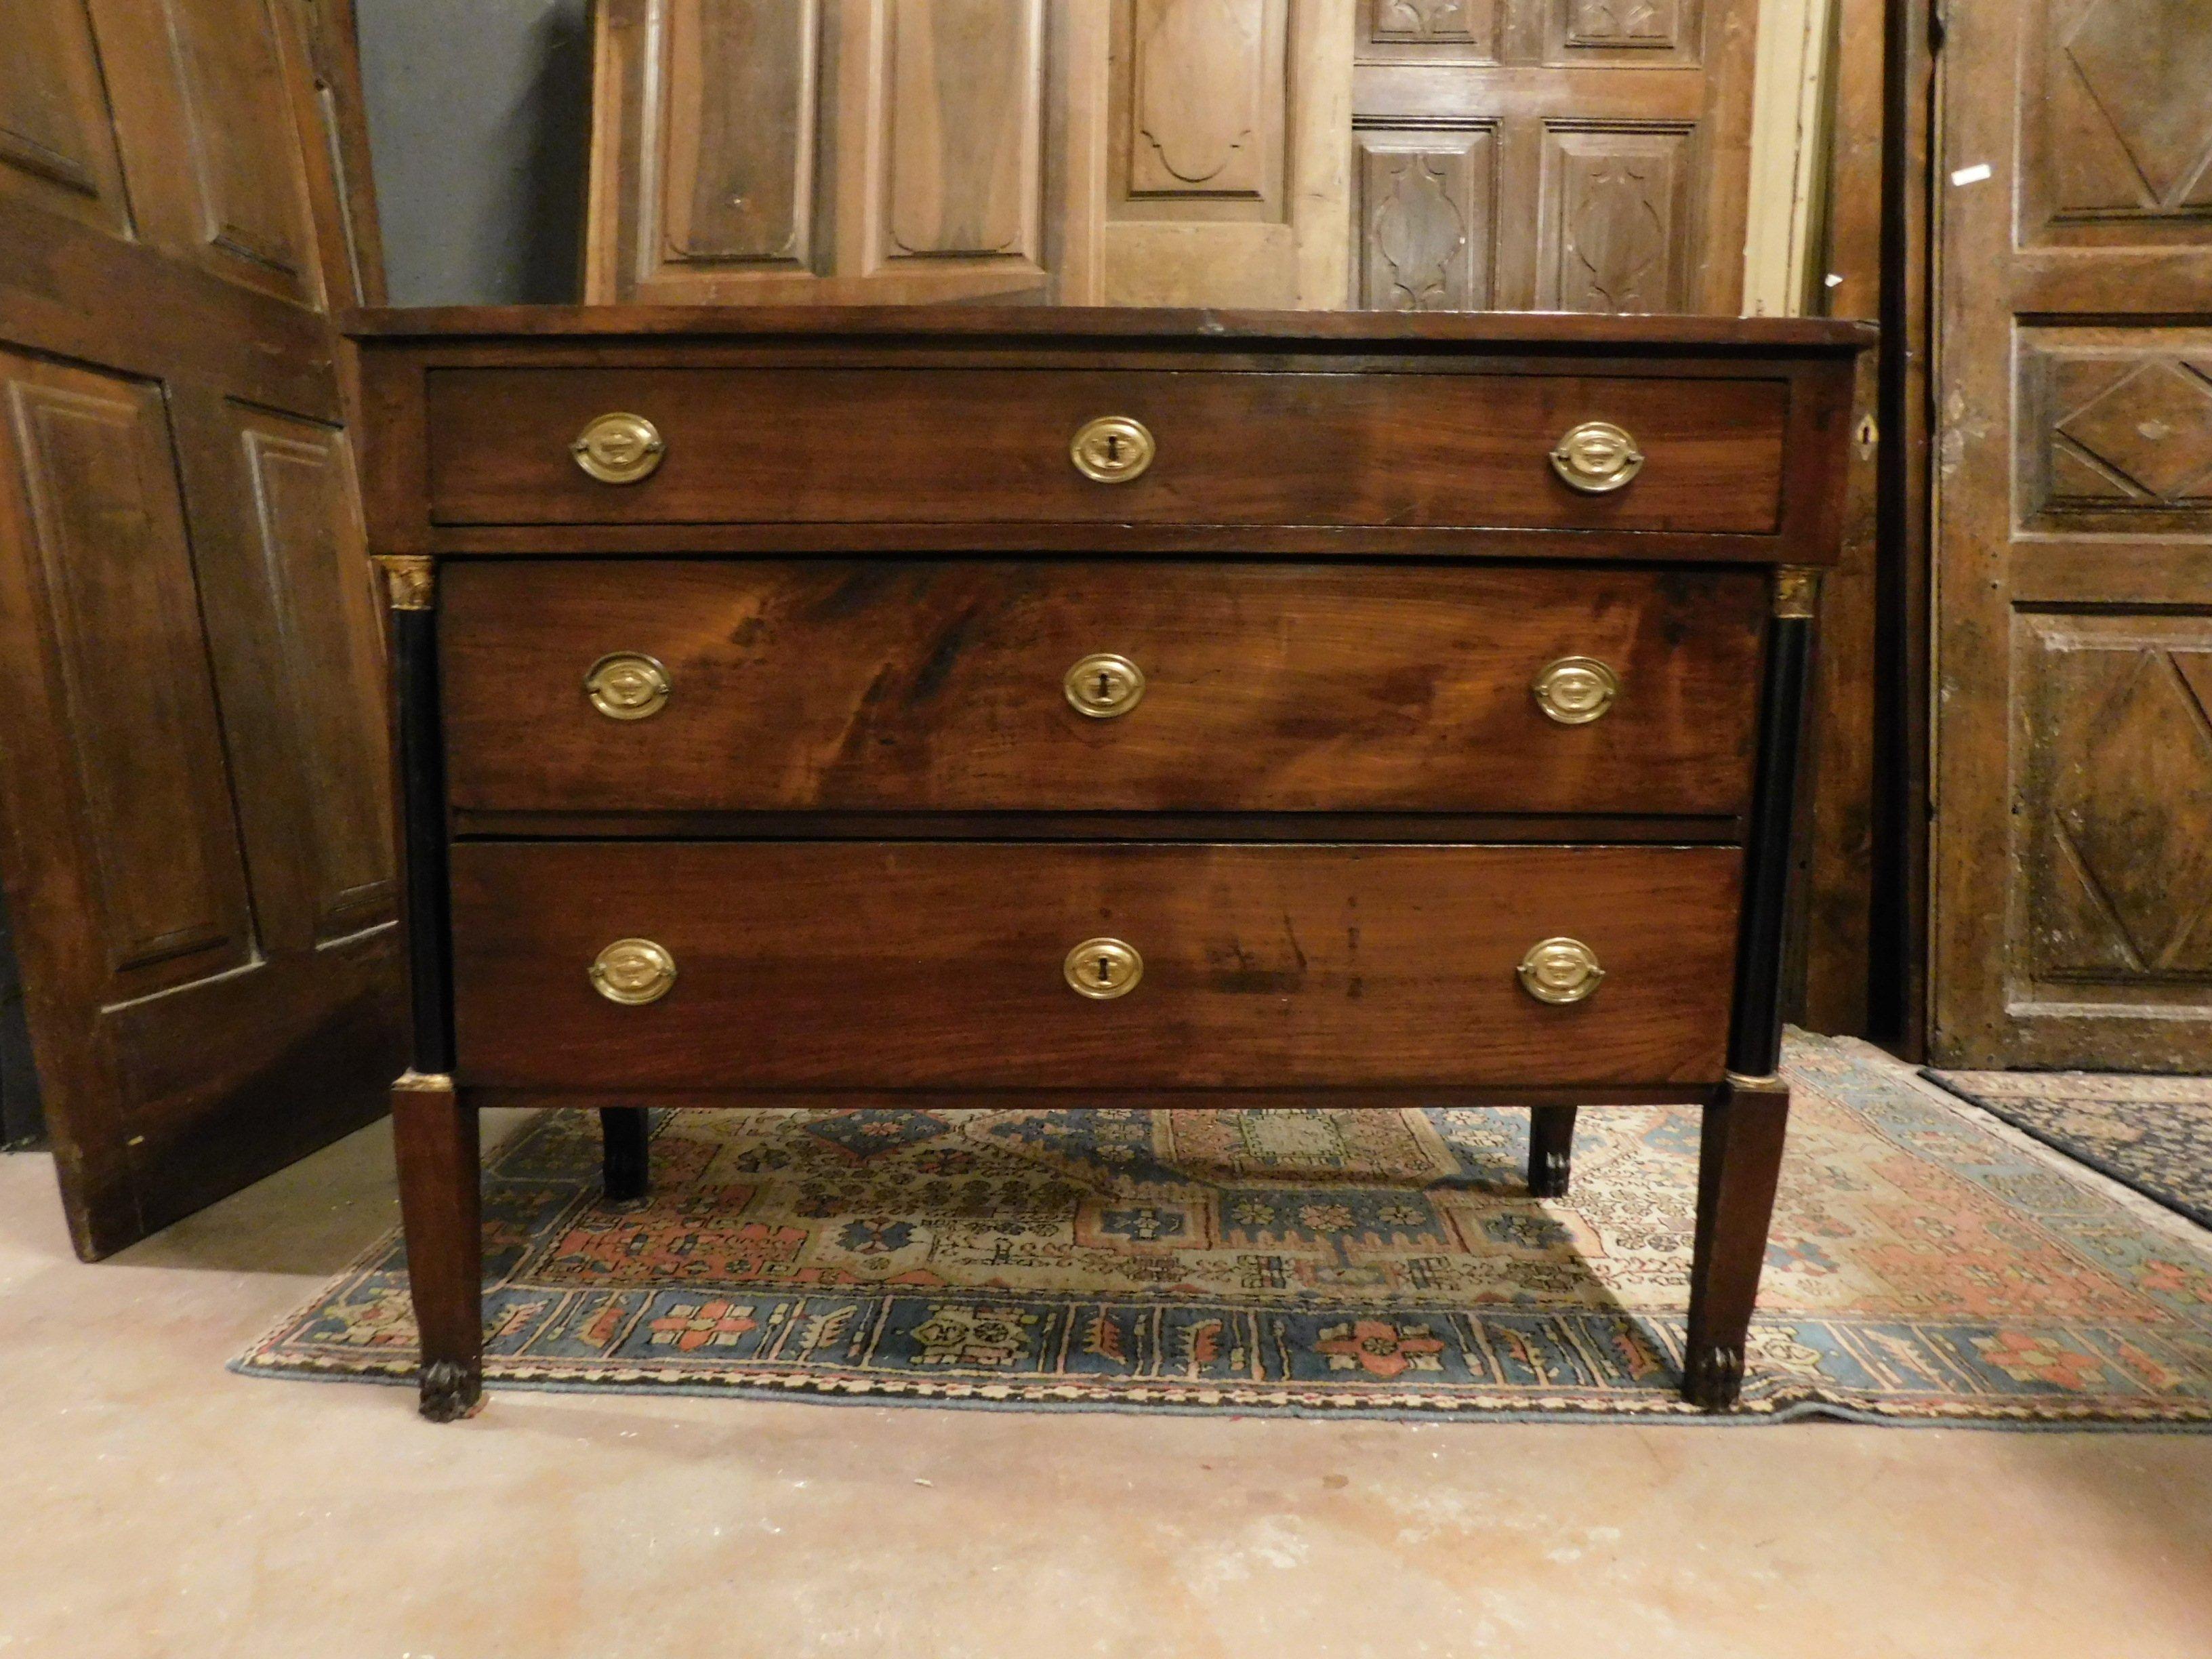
left=1924, top=1070, right=2212, bottom=1233
left=236, top=1036, right=2212, bottom=1424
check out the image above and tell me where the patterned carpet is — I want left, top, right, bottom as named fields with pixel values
left=1925, top=1070, right=2212, bottom=1233
left=236, top=1036, right=2212, bottom=1423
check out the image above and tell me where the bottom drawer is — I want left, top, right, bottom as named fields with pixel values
left=449, top=842, right=1741, bottom=1089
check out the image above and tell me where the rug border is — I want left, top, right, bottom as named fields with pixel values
left=224, top=1351, right=2212, bottom=1431
left=226, top=1042, right=2212, bottom=1430
left=1922, top=1069, right=2212, bottom=1234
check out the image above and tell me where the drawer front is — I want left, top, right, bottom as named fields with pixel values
left=426, top=367, right=1788, bottom=533
left=442, top=561, right=1765, bottom=818
left=449, top=842, right=1740, bottom=1088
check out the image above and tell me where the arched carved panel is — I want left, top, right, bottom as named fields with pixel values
left=1538, top=124, right=1692, bottom=313
left=1353, top=125, right=1493, bottom=308
left=1112, top=0, right=1288, bottom=219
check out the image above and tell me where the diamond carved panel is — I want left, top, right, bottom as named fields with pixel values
left=2020, top=621, right=2212, bottom=986
left=2027, top=346, right=2212, bottom=525
left=2043, top=0, right=2212, bottom=224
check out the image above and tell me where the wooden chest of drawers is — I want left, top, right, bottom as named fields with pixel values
left=352, top=307, right=1870, bottom=1420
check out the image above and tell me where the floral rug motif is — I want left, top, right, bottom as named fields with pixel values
left=234, top=1037, right=2212, bottom=1423
left=1925, top=1069, right=2212, bottom=1233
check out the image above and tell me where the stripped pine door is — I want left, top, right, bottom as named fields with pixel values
left=583, top=0, right=1351, bottom=308
left=0, top=0, right=399, bottom=1254
left=1930, top=0, right=2212, bottom=1067
left=1347, top=0, right=1759, bottom=312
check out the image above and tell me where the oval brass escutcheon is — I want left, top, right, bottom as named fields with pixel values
left=1064, top=937, right=1143, bottom=1000
left=583, top=652, right=672, bottom=720
left=590, top=937, right=678, bottom=1006
left=570, top=412, right=666, bottom=484
left=1531, top=655, right=1620, bottom=726
left=1064, top=652, right=1146, bottom=718
left=1549, top=420, right=1645, bottom=493
left=1517, top=937, right=1605, bottom=1005
left=1069, top=415, right=1155, bottom=484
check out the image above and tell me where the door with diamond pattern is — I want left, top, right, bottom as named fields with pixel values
left=1930, top=0, right=2212, bottom=1067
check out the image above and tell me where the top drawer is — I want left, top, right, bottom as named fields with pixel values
left=424, top=367, right=1789, bottom=534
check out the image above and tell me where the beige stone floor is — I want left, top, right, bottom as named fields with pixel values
left=3, top=1079, right=2211, bottom=1659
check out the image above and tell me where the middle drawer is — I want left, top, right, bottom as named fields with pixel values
left=441, top=560, right=1765, bottom=819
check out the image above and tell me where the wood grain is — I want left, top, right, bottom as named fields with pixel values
left=449, top=841, right=1743, bottom=1090
left=348, top=303, right=1875, bottom=348
left=426, top=365, right=1791, bottom=533
left=441, top=558, right=1766, bottom=817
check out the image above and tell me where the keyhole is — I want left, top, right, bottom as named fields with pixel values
left=1094, top=670, right=1116, bottom=701
left=1093, top=955, right=1113, bottom=985
left=1103, top=434, right=1124, bottom=464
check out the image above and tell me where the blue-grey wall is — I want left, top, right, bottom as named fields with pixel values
left=355, top=0, right=594, bottom=305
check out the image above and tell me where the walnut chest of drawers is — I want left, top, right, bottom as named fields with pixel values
left=352, top=306, right=1871, bottom=1420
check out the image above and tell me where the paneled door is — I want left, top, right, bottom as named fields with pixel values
left=588, top=0, right=1092, bottom=303
left=583, top=0, right=1351, bottom=308
left=1930, top=0, right=2212, bottom=1067
left=0, top=0, right=399, bottom=1255
left=1347, top=0, right=1758, bottom=312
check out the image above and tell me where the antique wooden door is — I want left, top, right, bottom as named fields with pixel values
left=1347, top=0, right=1759, bottom=312
left=1930, top=0, right=2212, bottom=1067
left=0, top=0, right=401, bottom=1254
left=583, top=0, right=1351, bottom=308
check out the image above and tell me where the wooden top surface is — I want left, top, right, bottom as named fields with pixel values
left=344, top=304, right=1875, bottom=353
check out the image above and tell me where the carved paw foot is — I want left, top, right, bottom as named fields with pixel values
left=1528, top=1147, right=1573, bottom=1199
left=602, top=1170, right=650, bottom=1208
left=1681, top=1343, right=1745, bottom=1411
left=418, top=1359, right=483, bottom=1422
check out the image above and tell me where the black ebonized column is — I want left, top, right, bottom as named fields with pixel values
left=390, top=584, right=454, bottom=1076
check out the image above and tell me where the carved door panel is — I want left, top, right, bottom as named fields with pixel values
left=0, top=1, right=397, bottom=1256
left=585, top=0, right=1351, bottom=308
left=0, top=0, right=133, bottom=235
left=1349, top=0, right=1757, bottom=312
left=1931, top=0, right=2212, bottom=1067
left=89, top=0, right=331, bottom=307
left=590, top=0, right=1080, bottom=304
left=1099, top=0, right=1350, bottom=307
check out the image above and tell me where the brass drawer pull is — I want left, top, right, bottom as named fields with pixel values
left=1065, top=937, right=1143, bottom=999
left=590, top=938, right=677, bottom=1005
left=1549, top=421, right=1644, bottom=493
left=1064, top=652, right=1146, bottom=718
left=583, top=652, right=672, bottom=720
left=571, top=412, right=665, bottom=484
left=1517, top=937, right=1604, bottom=1005
left=1532, top=656, right=1619, bottom=725
left=1070, top=415, right=1155, bottom=483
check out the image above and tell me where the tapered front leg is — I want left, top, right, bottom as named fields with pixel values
left=1681, top=1073, right=1790, bottom=1410
left=600, top=1107, right=651, bottom=1204
left=1526, top=1105, right=1578, bottom=1197
left=392, top=1073, right=482, bottom=1421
